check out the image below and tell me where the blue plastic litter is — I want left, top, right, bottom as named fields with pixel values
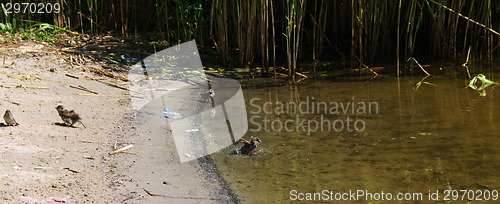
left=161, top=108, right=181, bottom=119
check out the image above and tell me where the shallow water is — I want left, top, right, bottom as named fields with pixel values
left=212, top=70, right=500, bottom=203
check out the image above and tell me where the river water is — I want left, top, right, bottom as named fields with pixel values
left=212, top=66, right=500, bottom=203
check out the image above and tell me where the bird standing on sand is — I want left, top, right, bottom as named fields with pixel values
left=3, top=110, right=19, bottom=126
left=55, top=105, right=86, bottom=128
left=236, top=137, right=262, bottom=154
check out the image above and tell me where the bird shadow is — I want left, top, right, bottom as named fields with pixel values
left=0, top=123, right=9, bottom=127
left=54, top=122, right=77, bottom=128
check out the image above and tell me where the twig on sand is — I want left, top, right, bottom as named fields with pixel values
left=108, top=144, right=134, bottom=155
left=75, top=94, right=122, bottom=97
left=34, top=167, right=80, bottom=173
left=21, top=85, right=49, bottom=89
left=1, top=83, right=49, bottom=89
left=70, top=85, right=98, bottom=94
left=99, top=81, right=129, bottom=91
left=65, top=74, right=80, bottom=79
left=77, top=140, right=153, bottom=146
left=142, top=188, right=223, bottom=201
left=63, top=167, right=80, bottom=173
left=85, top=65, right=128, bottom=81
left=118, top=151, right=137, bottom=155
left=86, top=76, right=132, bottom=92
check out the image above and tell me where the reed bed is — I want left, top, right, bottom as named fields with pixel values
left=1, top=0, right=499, bottom=76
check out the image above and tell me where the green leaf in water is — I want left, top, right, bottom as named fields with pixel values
left=413, top=77, right=436, bottom=91
left=468, top=74, right=500, bottom=96
left=422, top=82, right=437, bottom=86
left=413, top=81, right=422, bottom=90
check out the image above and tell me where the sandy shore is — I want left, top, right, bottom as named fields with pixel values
left=0, top=42, right=237, bottom=203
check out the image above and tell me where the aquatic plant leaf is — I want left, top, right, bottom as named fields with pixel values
left=423, top=82, right=437, bottom=86
left=477, top=74, right=495, bottom=85
left=413, top=81, right=422, bottom=90
left=413, top=76, right=436, bottom=90
left=468, top=74, right=499, bottom=96
left=468, top=75, right=479, bottom=90
left=479, top=90, right=487, bottom=97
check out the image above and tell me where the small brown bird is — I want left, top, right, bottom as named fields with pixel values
left=236, top=137, right=262, bottom=154
left=3, top=110, right=19, bottom=126
left=55, top=105, right=86, bottom=128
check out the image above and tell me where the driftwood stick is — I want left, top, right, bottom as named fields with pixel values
left=86, top=76, right=130, bottom=91
left=65, top=74, right=79, bottom=79
left=77, top=140, right=153, bottom=146
left=109, top=144, right=134, bottom=155
left=119, top=151, right=137, bottom=155
left=69, top=85, right=98, bottom=94
left=295, top=72, right=308, bottom=78
left=76, top=94, right=122, bottom=97
left=1, top=83, right=49, bottom=89
left=78, top=85, right=98, bottom=94
left=99, top=81, right=128, bottom=91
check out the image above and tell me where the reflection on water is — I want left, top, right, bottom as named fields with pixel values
left=212, top=71, right=500, bottom=203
